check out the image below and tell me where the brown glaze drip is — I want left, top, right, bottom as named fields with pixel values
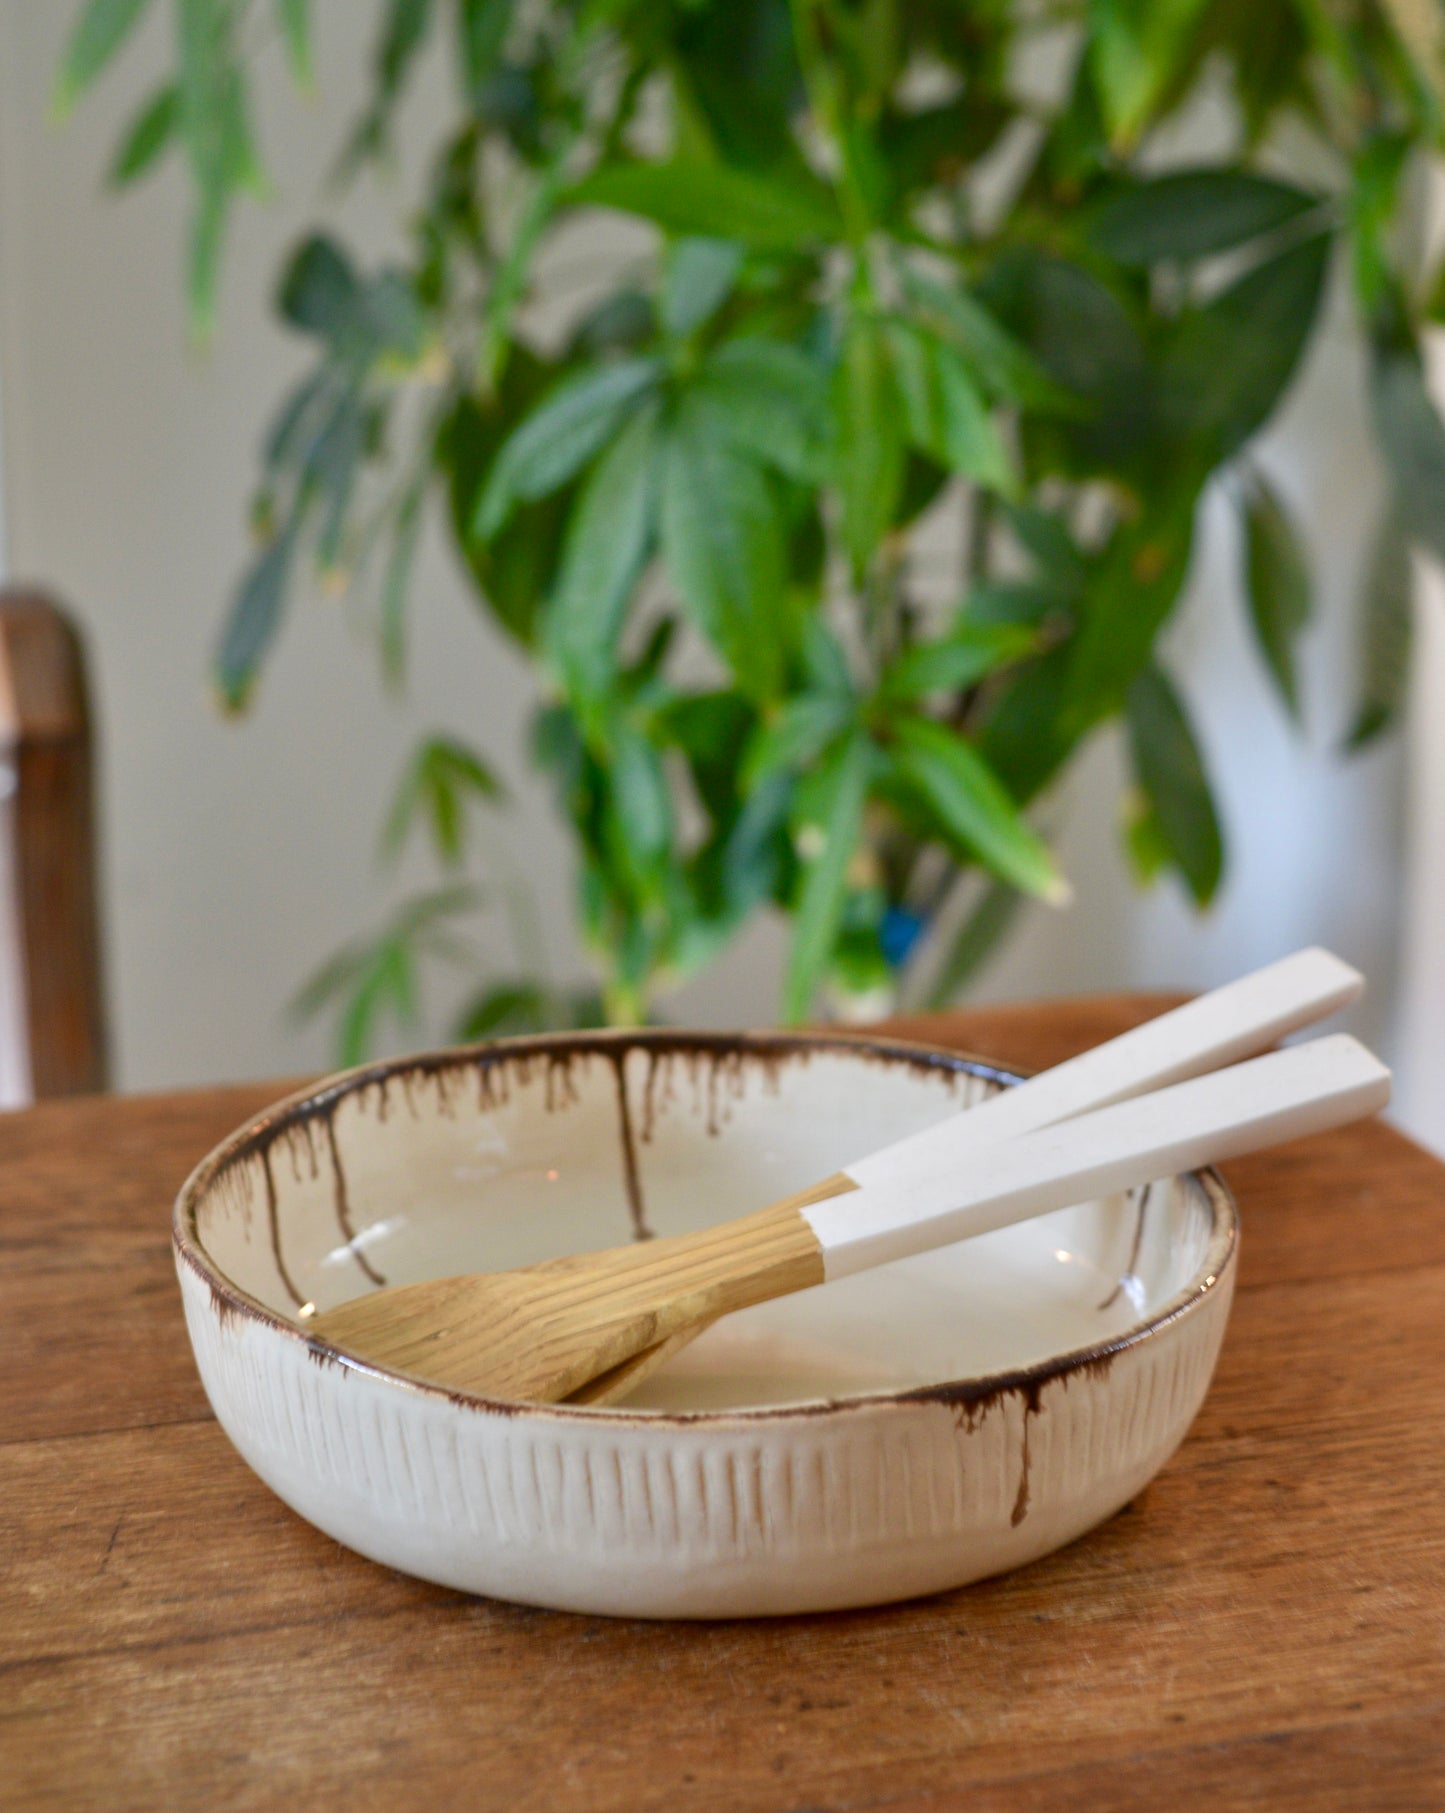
left=474, top=1050, right=515, bottom=1112
left=640, top=1050, right=668, bottom=1145
left=610, top=1052, right=652, bottom=1241
left=278, top=1117, right=320, bottom=1186
left=324, top=1113, right=386, bottom=1287
left=261, top=1146, right=304, bottom=1308
left=209, top=1031, right=1005, bottom=1185
left=1011, top=1384, right=1045, bottom=1526
left=946, top=1376, right=1046, bottom=1523
left=207, top=1278, right=244, bottom=1331
left=544, top=1052, right=583, bottom=1115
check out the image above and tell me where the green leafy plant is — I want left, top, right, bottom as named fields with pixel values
left=66, top=0, right=1445, bottom=1051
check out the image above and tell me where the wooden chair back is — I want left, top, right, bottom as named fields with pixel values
left=0, top=592, right=107, bottom=1098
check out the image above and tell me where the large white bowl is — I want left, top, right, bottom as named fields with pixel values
left=174, top=1030, right=1237, bottom=1618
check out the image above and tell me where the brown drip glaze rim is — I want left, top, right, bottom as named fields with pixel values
left=174, top=1027, right=1239, bottom=1429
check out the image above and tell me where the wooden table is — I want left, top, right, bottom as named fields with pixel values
left=4, top=997, right=1443, bottom=1809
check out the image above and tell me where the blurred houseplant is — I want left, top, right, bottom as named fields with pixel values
left=65, top=0, right=1445, bottom=1054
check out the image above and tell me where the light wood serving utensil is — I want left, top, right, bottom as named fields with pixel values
left=311, top=1029, right=1389, bottom=1404
left=573, top=946, right=1362, bottom=1401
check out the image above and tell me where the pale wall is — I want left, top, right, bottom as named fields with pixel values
left=0, top=2, right=1411, bottom=1106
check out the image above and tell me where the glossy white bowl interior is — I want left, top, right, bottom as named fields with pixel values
left=176, top=1032, right=1236, bottom=1616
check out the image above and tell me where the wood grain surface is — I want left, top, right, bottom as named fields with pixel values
left=312, top=1176, right=837, bottom=1403
left=2, top=996, right=1442, bottom=1810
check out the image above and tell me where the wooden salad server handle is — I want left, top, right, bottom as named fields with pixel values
left=570, top=947, right=1363, bottom=1403
left=310, top=1031, right=1389, bottom=1405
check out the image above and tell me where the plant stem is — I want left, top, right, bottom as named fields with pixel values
left=602, top=977, right=648, bottom=1027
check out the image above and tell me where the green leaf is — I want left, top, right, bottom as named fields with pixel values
left=1346, top=506, right=1414, bottom=748
left=661, top=238, right=744, bottom=338
left=1006, top=504, right=1088, bottom=591
left=1062, top=495, right=1198, bottom=728
left=440, top=366, right=570, bottom=648
left=720, top=769, right=792, bottom=917
left=976, top=644, right=1077, bottom=806
left=933, top=341, right=1017, bottom=496
left=901, top=268, right=1076, bottom=411
left=692, top=338, right=829, bottom=483
left=53, top=0, right=152, bottom=119
left=878, top=95, right=1010, bottom=206
left=1123, top=791, right=1175, bottom=887
left=358, top=270, right=425, bottom=358
left=382, top=736, right=503, bottom=865
left=176, top=1, right=261, bottom=338
left=889, top=716, right=1069, bottom=903
left=1370, top=349, right=1445, bottom=567
left=571, top=291, right=656, bottom=359
left=1350, top=131, right=1412, bottom=320
left=964, top=579, right=1067, bottom=628
left=474, top=357, right=662, bottom=537
left=1376, top=0, right=1445, bottom=113
left=608, top=725, right=673, bottom=878
left=1091, top=170, right=1321, bottom=266
left=801, top=617, right=855, bottom=698
left=454, top=982, right=549, bottom=1041
left=545, top=400, right=661, bottom=695
left=653, top=688, right=755, bottom=819
left=108, top=85, right=178, bottom=186
left=1242, top=471, right=1312, bottom=718
left=276, top=0, right=313, bottom=89
left=572, top=160, right=842, bottom=251
left=343, top=0, right=437, bottom=169
left=188, top=183, right=227, bottom=341
left=782, top=735, right=874, bottom=1021
left=973, top=250, right=1150, bottom=472
left=380, top=477, right=426, bottom=684
left=1124, top=665, right=1224, bottom=907
left=312, top=387, right=366, bottom=572
left=661, top=397, right=789, bottom=700
left=214, top=517, right=299, bottom=712
left=337, top=947, right=414, bottom=1066
left=292, top=887, right=476, bottom=1066
left=878, top=624, right=1038, bottom=702
left=1161, top=232, right=1331, bottom=466
left=289, top=944, right=372, bottom=1027
left=663, top=0, right=800, bottom=169
left=457, top=0, right=511, bottom=102
left=835, top=314, right=906, bottom=578
left=742, top=694, right=854, bottom=789
left=1090, top=0, right=1211, bottom=148
left=886, top=319, right=935, bottom=441
left=1227, top=2, right=1310, bottom=145
left=277, top=235, right=358, bottom=336
left=477, top=152, right=567, bottom=386
left=377, top=0, right=435, bottom=88
left=262, top=365, right=331, bottom=473
left=886, top=322, right=1014, bottom=493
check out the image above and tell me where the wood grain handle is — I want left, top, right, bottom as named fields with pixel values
left=808, top=1034, right=1390, bottom=1278
left=846, top=947, right=1362, bottom=1199
left=572, top=949, right=1364, bottom=1404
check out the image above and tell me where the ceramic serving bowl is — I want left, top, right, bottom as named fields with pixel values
left=174, top=1030, right=1237, bottom=1619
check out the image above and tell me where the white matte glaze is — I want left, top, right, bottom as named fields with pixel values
left=174, top=1031, right=1238, bottom=1619
left=816, top=1033, right=1386, bottom=1277
left=838, top=948, right=1361, bottom=1199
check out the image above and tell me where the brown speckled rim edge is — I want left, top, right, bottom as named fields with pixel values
left=173, top=1026, right=1238, bottom=1429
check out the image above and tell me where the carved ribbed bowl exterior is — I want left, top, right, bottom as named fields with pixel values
left=175, top=1032, right=1237, bottom=1618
